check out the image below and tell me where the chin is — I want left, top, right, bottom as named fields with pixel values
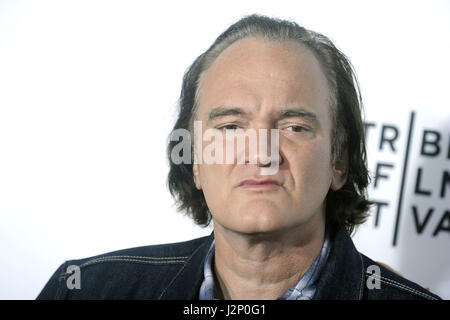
left=233, top=200, right=287, bottom=234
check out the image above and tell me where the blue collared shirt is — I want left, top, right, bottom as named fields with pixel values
left=199, top=231, right=331, bottom=300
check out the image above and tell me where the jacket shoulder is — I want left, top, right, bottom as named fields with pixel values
left=360, top=254, right=441, bottom=300
left=75, top=234, right=211, bottom=266
left=37, top=235, right=212, bottom=300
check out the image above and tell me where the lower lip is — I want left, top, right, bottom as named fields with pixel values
left=239, top=183, right=280, bottom=190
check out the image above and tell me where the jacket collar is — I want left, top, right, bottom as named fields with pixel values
left=159, top=227, right=364, bottom=300
left=313, top=227, right=365, bottom=300
left=158, top=233, right=214, bottom=299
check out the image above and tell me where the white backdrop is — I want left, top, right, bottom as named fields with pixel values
left=0, top=0, right=449, bottom=299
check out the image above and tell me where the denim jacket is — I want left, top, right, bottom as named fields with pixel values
left=37, top=227, right=441, bottom=300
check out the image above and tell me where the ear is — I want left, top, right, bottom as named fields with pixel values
left=192, top=164, right=202, bottom=190
left=330, top=151, right=348, bottom=191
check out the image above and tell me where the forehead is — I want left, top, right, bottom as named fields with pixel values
left=196, top=37, right=331, bottom=119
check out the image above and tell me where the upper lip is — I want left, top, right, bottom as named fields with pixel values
left=238, top=178, right=282, bottom=187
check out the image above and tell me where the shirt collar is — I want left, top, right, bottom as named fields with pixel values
left=199, top=231, right=331, bottom=300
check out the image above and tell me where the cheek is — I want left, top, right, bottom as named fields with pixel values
left=308, top=143, right=332, bottom=170
left=286, top=140, right=333, bottom=189
left=197, top=164, right=231, bottom=204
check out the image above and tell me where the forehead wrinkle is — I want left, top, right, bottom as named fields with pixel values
left=193, top=37, right=332, bottom=130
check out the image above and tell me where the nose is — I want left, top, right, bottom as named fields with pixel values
left=246, top=128, right=283, bottom=168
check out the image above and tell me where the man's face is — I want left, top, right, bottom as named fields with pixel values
left=193, top=37, right=346, bottom=235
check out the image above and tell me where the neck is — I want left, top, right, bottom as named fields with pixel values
left=212, top=215, right=326, bottom=300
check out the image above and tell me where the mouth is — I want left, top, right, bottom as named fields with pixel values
left=238, top=178, right=281, bottom=190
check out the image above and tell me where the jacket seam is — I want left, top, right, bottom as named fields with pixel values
left=358, top=253, right=365, bottom=300
left=55, top=261, right=69, bottom=299
left=158, top=242, right=207, bottom=299
left=83, top=255, right=190, bottom=260
left=78, top=256, right=188, bottom=269
left=366, top=273, right=438, bottom=300
left=55, top=256, right=189, bottom=299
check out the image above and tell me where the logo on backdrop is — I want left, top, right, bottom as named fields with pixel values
left=365, top=111, right=449, bottom=246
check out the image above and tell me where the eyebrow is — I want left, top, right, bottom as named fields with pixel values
left=207, top=106, right=319, bottom=125
left=279, top=108, right=319, bottom=124
left=207, top=107, right=248, bottom=122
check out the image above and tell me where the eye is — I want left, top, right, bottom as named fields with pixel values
left=217, top=123, right=240, bottom=130
left=284, top=125, right=309, bottom=132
